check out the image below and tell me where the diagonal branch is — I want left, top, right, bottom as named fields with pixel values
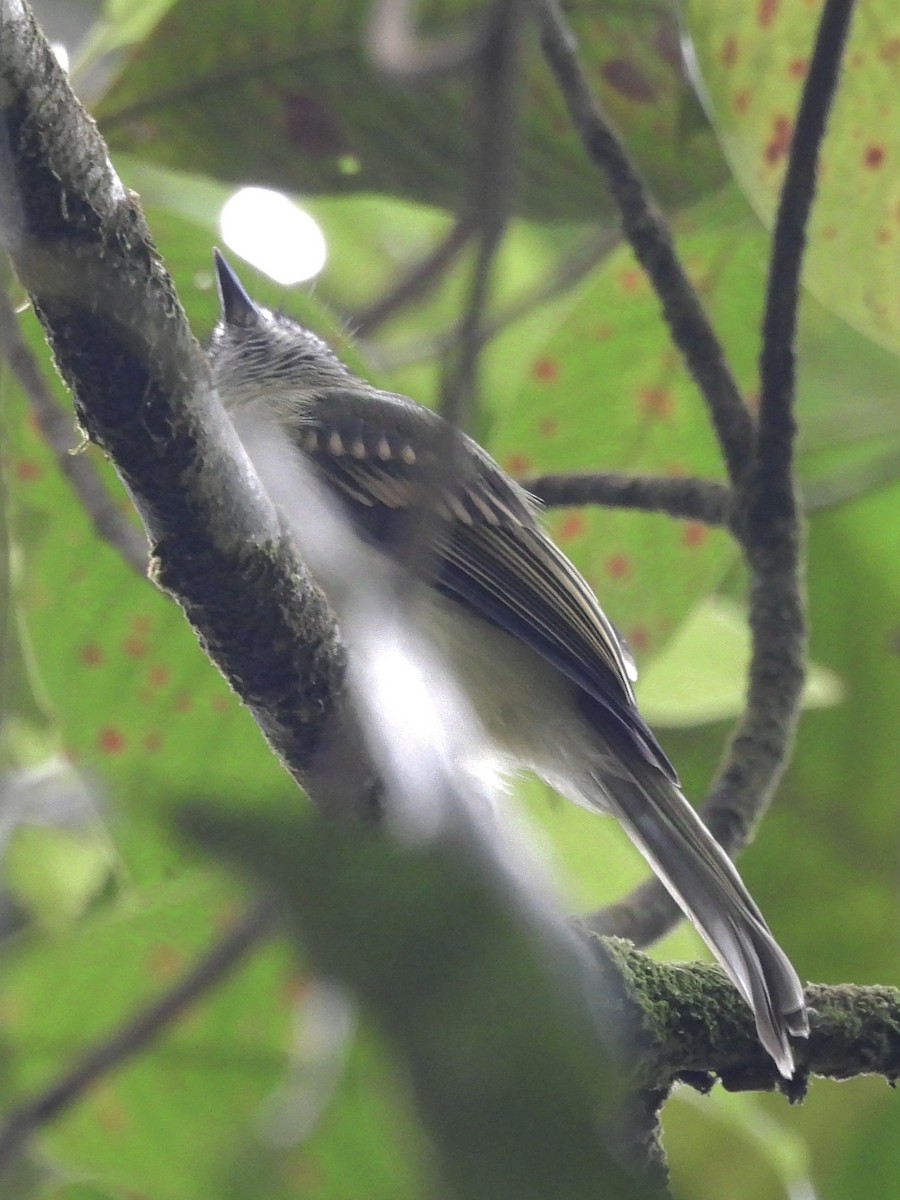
left=532, top=0, right=754, bottom=485
left=589, top=0, right=857, bottom=945
left=0, top=898, right=278, bottom=1175
left=0, top=0, right=378, bottom=823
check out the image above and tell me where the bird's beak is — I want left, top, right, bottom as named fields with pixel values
left=213, top=248, right=261, bottom=328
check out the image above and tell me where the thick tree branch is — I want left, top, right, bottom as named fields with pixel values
left=2, top=908, right=893, bottom=1177
left=602, top=938, right=900, bottom=1093
left=0, top=0, right=377, bottom=822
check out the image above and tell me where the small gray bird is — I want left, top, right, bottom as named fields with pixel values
left=208, top=249, right=808, bottom=1076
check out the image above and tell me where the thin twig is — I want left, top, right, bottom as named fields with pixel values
left=0, top=897, right=278, bottom=1174
left=371, top=225, right=620, bottom=370
left=349, top=215, right=474, bottom=339
left=439, top=0, right=521, bottom=428
left=0, top=293, right=150, bottom=576
left=588, top=0, right=857, bottom=944
left=523, top=471, right=731, bottom=526
left=532, top=0, right=754, bottom=486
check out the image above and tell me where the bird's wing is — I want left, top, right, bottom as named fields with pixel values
left=290, top=388, right=677, bottom=782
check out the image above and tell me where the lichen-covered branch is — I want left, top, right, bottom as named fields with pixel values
left=602, top=938, right=900, bottom=1093
left=0, top=0, right=376, bottom=821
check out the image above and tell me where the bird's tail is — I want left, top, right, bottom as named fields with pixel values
left=604, top=767, right=808, bottom=1077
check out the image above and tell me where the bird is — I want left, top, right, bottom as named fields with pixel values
left=208, top=248, right=808, bottom=1076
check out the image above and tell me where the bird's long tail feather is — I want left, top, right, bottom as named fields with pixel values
left=605, top=769, right=808, bottom=1077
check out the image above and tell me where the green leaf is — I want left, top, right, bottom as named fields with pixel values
left=97, top=0, right=728, bottom=221
left=686, top=0, right=900, bottom=355
left=636, top=595, right=844, bottom=727
left=0, top=873, right=294, bottom=1199
left=4, top=824, right=116, bottom=929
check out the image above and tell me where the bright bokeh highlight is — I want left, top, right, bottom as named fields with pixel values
left=219, top=187, right=327, bottom=285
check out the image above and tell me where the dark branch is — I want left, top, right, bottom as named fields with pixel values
left=532, top=0, right=754, bottom=485
left=602, top=938, right=900, bottom=1092
left=0, top=0, right=378, bottom=821
left=0, top=290, right=150, bottom=576
left=439, top=0, right=522, bottom=429
left=587, top=0, right=856, bottom=946
left=0, top=899, right=278, bottom=1175
left=522, top=471, right=731, bottom=526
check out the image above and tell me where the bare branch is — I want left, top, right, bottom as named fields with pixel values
left=0, top=899, right=278, bottom=1175
left=704, top=0, right=857, bottom=858
left=0, top=291, right=150, bottom=576
left=588, top=0, right=857, bottom=945
left=523, top=471, right=731, bottom=526
left=0, top=0, right=377, bottom=821
left=439, top=0, right=522, bottom=429
left=532, top=0, right=754, bottom=485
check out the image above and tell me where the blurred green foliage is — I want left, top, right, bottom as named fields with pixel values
left=1, top=0, right=898, bottom=1197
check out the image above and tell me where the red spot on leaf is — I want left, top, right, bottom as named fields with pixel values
left=618, top=268, right=643, bottom=294
left=787, top=57, right=807, bottom=79
left=628, top=626, right=650, bottom=653
left=600, top=58, right=656, bottom=104
left=682, top=521, right=708, bottom=548
left=849, top=50, right=865, bottom=69
left=282, top=972, right=314, bottom=1008
left=604, top=553, right=632, bottom=581
left=148, top=664, right=170, bottom=688
left=864, top=145, right=885, bottom=169
left=211, top=695, right=230, bottom=713
left=14, top=459, right=42, bottom=481
left=97, top=727, right=125, bottom=754
left=143, top=731, right=163, bottom=753
left=123, top=636, right=147, bottom=658
left=173, top=692, right=192, bottom=714
left=733, top=89, right=751, bottom=115
left=96, top=1091, right=129, bottom=1134
left=594, top=324, right=613, bottom=341
left=638, top=386, right=674, bottom=418
left=877, top=226, right=891, bottom=244
left=558, top=513, right=585, bottom=542
left=880, top=37, right=900, bottom=63
left=147, top=942, right=183, bottom=980
left=532, top=357, right=559, bottom=382
left=757, top=0, right=778, bottom=26
left=764, top=115, right=792, bottom=166
left=131, top=614, right=153, bottom=634
left=665, top=461, right=686, bottom=476
left=720, top=37, right=738, bottom=68
left=821, top=225, right=837, bottom=241
left=80, top=643, right=104, bottom=666
left=505, top=453, right=531, bottom=474
left=538, top=417, right=558, bottom=437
